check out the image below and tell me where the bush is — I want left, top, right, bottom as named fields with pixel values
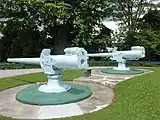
left=0, top=61, right=160, bottom=70
left=88, top=60, right=160, bottom=67
left=0, top=63, right=40, bottom=70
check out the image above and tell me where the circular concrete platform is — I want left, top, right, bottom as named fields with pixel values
left=101, top=68, right=145, bottom=75
left=16, top=83, right=92, bottom=105
left=0, top=82, right=113, bottom=119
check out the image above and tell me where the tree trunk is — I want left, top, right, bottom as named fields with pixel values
left=53, top=25, right=68, bottom=55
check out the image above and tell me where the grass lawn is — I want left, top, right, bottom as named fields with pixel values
left=0, top=70, right=85, bottom=91
left=0, top=67, right=160, bottom=120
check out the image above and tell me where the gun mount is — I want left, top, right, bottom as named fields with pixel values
left=7, top=47, right=88, bottom=93
left=88, top=46, right=145, bottom=70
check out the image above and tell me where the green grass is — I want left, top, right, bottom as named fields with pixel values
left=1, top=67, right=160, bottom=120
left=0, top=70, right=85, bottom=91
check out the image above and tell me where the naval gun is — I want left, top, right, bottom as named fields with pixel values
left=7, top=47, right=88, bottom=93
left=88, top=46, right=145, bottom=70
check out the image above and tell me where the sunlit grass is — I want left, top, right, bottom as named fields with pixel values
left=0, top=70, right=85, bottom=91
left=1, top=67, right=160, bottom=120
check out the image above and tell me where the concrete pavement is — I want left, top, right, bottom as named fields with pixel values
left=0, top=82, right=113, bottom=119
left=0, top=67, right=151, bottom=119
left=0, top=69, right=42, bottom=78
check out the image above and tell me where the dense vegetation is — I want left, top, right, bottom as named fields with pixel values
left=107, top=0, right=160, bottom=60
left=0, top=61, right=160, bottom=70
left=0, top=0, right=160, bottom=61
left=0, top=0, right=110, bottom=62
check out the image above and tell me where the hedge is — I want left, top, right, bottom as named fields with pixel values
left=0, top=61, right=160, bottom=70
left=88, top=60, right=160, bottom=67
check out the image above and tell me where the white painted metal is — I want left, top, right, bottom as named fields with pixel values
left=7, top=58, right=40, bottom=65
left=88, top=53, right=112, bottom=57
left=7, top=47, right=88, bottom=93
left=88, top=46, right=145, bottom=71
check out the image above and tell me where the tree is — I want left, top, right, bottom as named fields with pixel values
left=0, top=0, right=71, bottom=54
left=134, top=9, right=160, bottom=61
left=0, top=0, right=48, bottom=61
left=107, top=0, right=155, bottom=49
left=142, top=9, right=160, bottom=30
left=0, top=0, right=110, bottom=62
left=70, top=0, right=109, bottom=46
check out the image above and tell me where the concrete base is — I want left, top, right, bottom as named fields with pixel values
left=113, top=62, right=130, bottom=70
left=75, top=68, right=152, bottom=88
left=16, top=83, right=92, bottom=105
left=0, top=82, right=113, bottom=119
left=0, top=68, right=151, bottom=119
left=101, top=68, right=145, bottom=75
left=38, top=83, right=71, bottom=93
left=38, top=75, right=71, bottom=93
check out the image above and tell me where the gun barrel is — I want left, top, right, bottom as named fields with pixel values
left=88, top=53, right=112, bottom=57
left=49, top=55, right=88, bottom=69
left=120, top=50, right=145, bottom=60
left=7, top=58, right=40, bottom=65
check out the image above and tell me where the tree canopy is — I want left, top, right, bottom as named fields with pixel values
left=135, top=9, right=160, bottom=60
left=0, top=0, right=110, bottom=62
left=0, top=0, right=160, bottom=62
left=107, top=0, right=155, bottom=48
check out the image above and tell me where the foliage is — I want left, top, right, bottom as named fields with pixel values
left=134, top=29, right=160, bottom=61
left=0, top=0, right=110, bottom=62
left=88, top=60, right=160, bottom=67
left=80, top=25, right=112, bottom=53
left=106, top=0, right=160, bottom=61
left=71, top=0, right=109, bottom=46
left=1, top=60, right=160, bottom=70
left=107, top=0, right=155, bottom=48
left=142, top=9, right=160, bottom=30
left=0, top=0, right=159, bottom=62
left=0, top=63, right=40, bottom=70
left=134, top=9, right=160, bottom=60
left=0, top=0, right=71, bottom=60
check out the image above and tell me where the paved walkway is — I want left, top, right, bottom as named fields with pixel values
left=75, top=68, right=151, bottom=88
left=0, top=82, right=113, bottom=119
left=0, top=68, right=114, bottom=119
left=0, top=67, right=151, bottom=119
left=0, top=69, right=42, bottom=78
